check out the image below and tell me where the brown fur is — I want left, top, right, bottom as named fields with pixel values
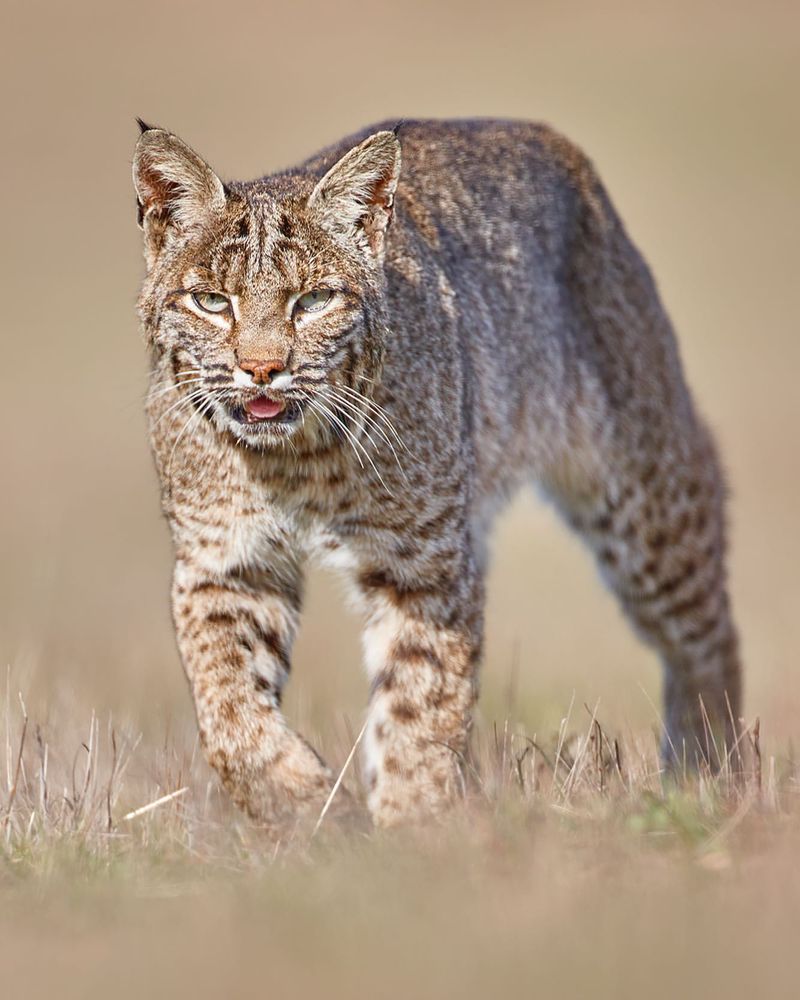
left=133, top=118, right=741, bottom=830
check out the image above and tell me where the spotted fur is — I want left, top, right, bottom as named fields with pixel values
left=133, top=118, right=742, bottom=829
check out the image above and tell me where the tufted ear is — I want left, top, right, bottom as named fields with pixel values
left=307, top=131, right=401, bottom=257
left=132, top=122, right=226, bottom=251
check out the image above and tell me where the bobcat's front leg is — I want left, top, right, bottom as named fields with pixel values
left=358, top=556, right=483, bottom=827
left=171, top=550, right=335, bottom=831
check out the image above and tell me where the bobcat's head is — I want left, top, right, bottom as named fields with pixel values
left=133, top=123, right=400, bottom=450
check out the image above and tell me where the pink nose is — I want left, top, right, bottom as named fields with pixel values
left=237, top=358, right=286, bottom=385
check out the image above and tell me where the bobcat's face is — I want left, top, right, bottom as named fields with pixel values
left=134, top=126, right=400, bottom=450
left=143, top=200, right=378, bottom=448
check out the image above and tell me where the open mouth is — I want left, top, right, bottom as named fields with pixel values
left=229, top=395, right=302, bottom=429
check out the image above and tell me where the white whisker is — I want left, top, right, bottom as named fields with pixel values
left=305, top=396, right=365, bottom=471
left=321, top=386, right=408, bottom=482
left=304, top=392, right=395, bottom=498
left=328, top=385, right=409, bottom=464
left=165, top=387, right=227, bottom=476
left=153, top=387, right=212, bottom=427
left=335, top=382, right=410, bottom=455
left=147, top=376, right=208, bottom=404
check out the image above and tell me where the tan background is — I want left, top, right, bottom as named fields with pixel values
left=2, top=0, right=798, bottom=753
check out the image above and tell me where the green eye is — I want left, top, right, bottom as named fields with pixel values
left=192, top=291, right=230, bottom=314
left=295, top=289, right=333, bottom=314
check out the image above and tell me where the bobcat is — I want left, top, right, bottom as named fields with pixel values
left=133, top=118, right=741, bottom=829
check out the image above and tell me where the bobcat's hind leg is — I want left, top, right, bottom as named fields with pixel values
left=553, top=417, right=742, bottom=770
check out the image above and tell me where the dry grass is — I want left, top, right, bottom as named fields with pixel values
left=1, top=677, right=794, bottom=876
left=2, top=684, right=799, bottom=1000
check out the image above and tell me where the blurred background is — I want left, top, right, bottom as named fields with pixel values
left=1, top=0, right=798, bottom=753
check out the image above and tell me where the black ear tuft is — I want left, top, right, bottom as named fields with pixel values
left=392, top=120, right=407, bottom=137
left=136, top=117, right=157, bottom=134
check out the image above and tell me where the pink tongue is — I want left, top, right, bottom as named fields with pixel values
left=247, top=396, right=285, bottom=420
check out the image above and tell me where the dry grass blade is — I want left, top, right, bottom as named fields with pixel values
left=3, top=693, right=28, bottom=832
left=121, top=787, right=189, bottom=823
left=311, top=716, right=369, bottom=839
